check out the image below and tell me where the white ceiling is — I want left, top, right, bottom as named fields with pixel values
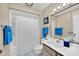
left=21, top=3, right=51, bottom=11
left=32, top=3, right=51, bottom=11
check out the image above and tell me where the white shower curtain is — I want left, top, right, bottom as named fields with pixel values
left=10, top=10, right=39, bottom=55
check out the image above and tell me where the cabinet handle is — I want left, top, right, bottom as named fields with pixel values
left=0, top=50, right=2, bottom=54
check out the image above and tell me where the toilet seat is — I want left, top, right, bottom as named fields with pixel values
left=33, top=45, right=43, bottom=56
left=34, top=45, right=43, bottom=50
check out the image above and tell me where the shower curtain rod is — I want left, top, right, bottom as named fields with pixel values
left=9, top=8, right=40, bottom=17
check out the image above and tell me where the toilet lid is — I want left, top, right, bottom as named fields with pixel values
left=34, top=45, right=43, bottom=50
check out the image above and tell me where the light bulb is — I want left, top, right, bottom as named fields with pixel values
left=57, top=6, right=61, bottom=9
left=53, top=9, right=56, bottom=12
left=63, top=3, right=67, bottom=7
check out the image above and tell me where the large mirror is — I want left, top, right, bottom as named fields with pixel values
left=50, top=4, right=79, bottom=44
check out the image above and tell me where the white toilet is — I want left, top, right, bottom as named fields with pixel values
left=32, top=45, right=43, bottom=56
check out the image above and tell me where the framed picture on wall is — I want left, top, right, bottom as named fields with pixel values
left=43, top=17, right=49, bottom=24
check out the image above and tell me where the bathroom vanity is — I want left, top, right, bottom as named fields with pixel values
left=43, top=43, right=63, bottom=56
left=42, top=39, right=79, bottom=56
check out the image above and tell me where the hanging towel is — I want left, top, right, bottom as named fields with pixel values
left=3, top=25, right=12, bottom=45
left=42, top=27, right=48, bottom=39
left=55, top=27, right=63, bottom=36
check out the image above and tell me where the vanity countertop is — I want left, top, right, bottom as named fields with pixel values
left=42, top=39, right=79, bottom=56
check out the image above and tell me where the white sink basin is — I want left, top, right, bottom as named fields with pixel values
left=46, top=40, right=64, bottom=48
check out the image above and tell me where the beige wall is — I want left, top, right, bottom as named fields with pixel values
left=0, top=3, right=10, bottom=56
left=0, top=3, right=42, bottom=56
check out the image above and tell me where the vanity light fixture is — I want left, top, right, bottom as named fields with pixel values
left=52, top=3, right=78, bottom=16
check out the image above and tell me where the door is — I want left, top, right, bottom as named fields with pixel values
left=10, top=10, right=39, bottom=55
left=73, top=15, right=79, bottom=42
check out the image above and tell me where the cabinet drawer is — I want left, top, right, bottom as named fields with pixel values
left=43, top=43, right=56, bottom=56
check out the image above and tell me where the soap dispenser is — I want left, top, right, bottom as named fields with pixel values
left=64, top=38, right=70, bottom=47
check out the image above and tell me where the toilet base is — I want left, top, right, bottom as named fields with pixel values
left=22, top=50, right=43, bottom=56
left=32, top=49, right=43, bottom=56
